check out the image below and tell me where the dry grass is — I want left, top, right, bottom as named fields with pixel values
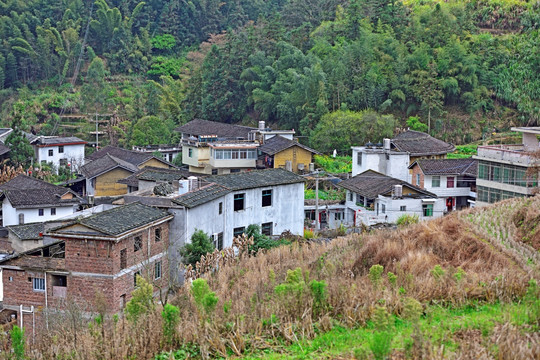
left=6, top=197, right=539, bottom=359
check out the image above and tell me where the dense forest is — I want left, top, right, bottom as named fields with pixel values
left=0, top=0, right=538, bottom=155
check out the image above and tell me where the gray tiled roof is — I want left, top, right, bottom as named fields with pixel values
left=259, top=136, right=320, bottom=156
left=33, top=136, right=87, bottom=146
left=174, top=119, right=255, bottom=139
left=392, top=130, right=455, bottom=156
left=117, top=166, right=190, bottom=186
left=0, top=144, right=10, bottom=156
left=52, top=202, right=172, bottom=237
left=172, top=183, right=231, bottom=208
left=8, top=223, right=44, bottom=240
left=0, top=175, right=81, bottom=208
left=86, top=145, right=154, bottom=166
left=80, top=154, right=138, bottom=179
left=411, top=158, right=477, bottom=177
left=206, top=168, right=305, bottom=191
left=338, top=170, right=436, bottom=200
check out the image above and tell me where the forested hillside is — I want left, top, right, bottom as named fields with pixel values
left=0, top=0, right=538, bottom=155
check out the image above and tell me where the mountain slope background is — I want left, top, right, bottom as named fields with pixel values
left=0, top=0, right=538, bottom=153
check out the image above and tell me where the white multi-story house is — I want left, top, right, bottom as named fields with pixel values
left=337, top=170, right=445, bottom=226
left=0, top=175, right=82, bottom=227
left=32, top=136, right=87, bottom=172
left=172, top=168, right=305, bottom=249
left=474, top=127, right=540, bottom=206
left=408, top=158, right=477, bottom=211
left=351, top=130, right=456, bottom=181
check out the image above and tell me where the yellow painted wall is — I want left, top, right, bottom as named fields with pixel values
left=95, top=168, right=132, bottom=196
left=273, top=146, right=313, bottom=172
left=140, top=158, right=169, bottom=169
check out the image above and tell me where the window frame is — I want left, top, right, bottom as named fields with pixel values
left=33, top=277, right=45, bottom=292
left=134, top=271, right=141, bottom=287
left=50, top=208, right=56, bottom=216
left=120, top=248, right=127, bottom=269
left=262, top=222, right=273, bottom=236
left=261, top=189, right=272, bottom=207
left=154, top=261, right=162, bottom=280
left=58, top=145, right=64, bottom=154
left=447, top=176, right=455, bottom=188
left=431, top=176, right=441, bottom=188
left=218, top=202, right=223, bottom=215
left=233, top=226, right=245, bottom=238
left=214, top=232, right=223, bottom=250
left=422, top=204, right=434, bottom=217
left=134, top=236, right=143, bottom=252
left=155, top=228, right=162, bottom=242
left=38, top=209, right=44, bottom=216
left=400, top=205, right=406, bottom=211
left=234, top=193, right=245, bottom=211
left=48, top=149, right=53, bottom=157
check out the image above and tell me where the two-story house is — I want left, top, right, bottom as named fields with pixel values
left=351, top=130, right=456, bottom=181
left=0, top=202, right=173, bottom=338
left=258, top=136, right=320, bottom=173
left=118, top=166, right=191, bottom=193
left=409, top=158, right=477, bottom=211
left=0, top=175, right=83, bottom=227
left=172, top=168, right=305, bottom=249
left=474, top=127, right=539, bottom=206
left=338, top=170, right=445, bottom=226
left=32, top=136, right=87, bottom=172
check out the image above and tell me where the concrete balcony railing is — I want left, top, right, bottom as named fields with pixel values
left=428, top=187, right=473, bottom=198
left=53, top=286, right=67, bottom=298
left=476, top=145, right=534, bottom=166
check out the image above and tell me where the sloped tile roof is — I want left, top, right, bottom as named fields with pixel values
left=0, top=144, right=10, bottom=156
left=117, top=166, right=191, bottom=186
left=80, top=154, right=138, bottom=179
left=33, top=136, right=87, bottom=146
left=0, top=175, right=81, bottom=208
left=411, top=158, right=477, bottom=177
left=174, top=119, right=255, bottom=139
left=172, top=183, right=231, bottom=209
left=392, top=130, right=455, bottom=156
left=338, top=170, right=436, bottom=200
left=86, top=145, right=154, bottom=166
left=259, top=136, right=320, bottom=156
left=206, top=168, right=305, bottom=191
left=7, top=223, right=44, bottom=240
left=52, top=202, right=172, bottom=237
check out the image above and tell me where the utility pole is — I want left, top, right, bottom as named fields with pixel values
left=315, top=169, right=320, bottom=230
left=95, top=112, right=98, bottom=149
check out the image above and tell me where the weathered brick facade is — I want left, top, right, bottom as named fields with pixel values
left=0, top=206, right=172, bottom=340
left=410, top=164, right=425, bottom=188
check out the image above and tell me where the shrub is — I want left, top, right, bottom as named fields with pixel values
left=431, top=265, right=445, bottom=281
left=387, top=272, right=397, bottom=287
left=10, top=325, right=25, bottom=360
left=180, top=229, right=215, bottom=266
left=126, top=275, right=155, bottom=322
left=246, top=224, right=289, bottom=253
left=309, top=280, right=328, bottom=315
left=396, top=214, right=419, bottom=227
left=304, top=228, right=315, bottom=239
left=162, top=303, right=180, bottom=346
left=369, top=265, right=384, bottom=287
left=369, top=306, right=393, bottom=360
left=191, top=278, right=218, bottom=317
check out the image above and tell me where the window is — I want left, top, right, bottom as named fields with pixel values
left=134, top=271, right=141, bottom=287
left=134, top=236, right=142, bottom=252
left=423, top=204, right=434, bottom=217
left=214, top=232, right=223, bottom=250
left=212, top=169, right=218, bottom=175
left=262, top=189, right=272, bottom=207
left=154, top=261, right=162, bottom=280
left=48, top=149, right=53, bottom=157
left=218, top=202, right=223, bottom=215
left=447, top=177, right=455, bottom=188
left=416, top=174, right=421, bottom=186
left=230, top=169, right=241, bottom=173
left=233, top=227, right=245, bottom=238
left=400, top=205, right=406, bottom=211
left=262, top=222, right=273, bottom=236
left=120, top=249, right=127, bottom=269
left=33, top=278, right=45, bottom=292
left=50, top=208, right=56, bottom=216
left=431, top=176, right=440, bottom=188
left=155, top=228, right=162, bottom=242
left=18, top=213, right=24, bottom=224
left=58, top=145, right=64, bottom=153
left=382, top=204, right=386, bottom=214
left=188, top=148, right=193, bottom=157
left=59, top=158, right=67, bottom=167
left=349, top=192, right=353, bottom=202
left=357, top=154, right=362, bottom=166
left=234, top=194, right=245, bottom=211
left=38, top=209, right=44, bottom=216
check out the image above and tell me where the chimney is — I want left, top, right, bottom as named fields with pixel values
left=178, top=180, right=189, bottom=195
left=383, top=138, right=391, bottom=150
left=187, top=176, right=198, bottom=191
left=258, top=121, right=265, bottom=131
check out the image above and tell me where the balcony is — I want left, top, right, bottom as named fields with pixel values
left=428, top=187, right=473, bottom=198
left=475, top=145, right=534, bottom=166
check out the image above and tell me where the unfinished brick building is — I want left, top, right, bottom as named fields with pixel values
left=0, top=202, right=173, bottom=338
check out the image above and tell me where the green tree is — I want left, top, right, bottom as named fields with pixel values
left=126, top=275, right=155, bottom=322
left=311, top=110, right=395, bottom=154
left=410, top=63, right=444, bottom=133
left=10, top=325, right=25, bottom=360
left=81, top=57, right=111, bottom=114
left=180, top=229, right=215, bottom=266
left=5, top=103, right=34, bottom=168
left=130, top=115, right=174, bottom=147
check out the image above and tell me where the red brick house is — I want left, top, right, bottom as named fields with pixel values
left=0, top=202, right=173, bottom=337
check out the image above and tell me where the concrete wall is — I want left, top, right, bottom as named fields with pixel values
left=351, top=147, right=409, bottom=181
left=36, top=144, right=85, bottom=173
left=375, top=196, right=445, bottom=223
left=273, top=146, right=313, bottom=172
left=184, top=183, right=304, bottom=249
left=140, top=158, right=169, bottom=169
left=182, top=146, right=209, bottom=168
left=2, top=198, right=76, bottom=226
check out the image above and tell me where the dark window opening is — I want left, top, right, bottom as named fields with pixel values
left=134, top=236, right=142, bottom=252
left=262, top=189, right=272, bottom=207
left=154, top=261, right=162, bottom=280
left=58, top=146, right=64, bottom=153
left=215, top=232, right=223, bottom=250
left=51, top=208, right=56, bottom=216
left=38, top=209, right=44, bottom=216
left=134, top=271, right=141, bottom=287
left=262, top=222, right=273, bottom=236
left=219, top=202, right=223, bottom=215
left=48, top=149, right=53, bottom=157
left=233, top=227, right=245, bottom=238
left=52, top=275, right=67, bottom=287
left=120, top=249, right=127, bottom=269
left=155, top=228, right=162, bottom=242
left=234, top=194, right=245, bottom=211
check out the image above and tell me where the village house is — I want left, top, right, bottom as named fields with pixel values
left=258, top=135, right=320, bottom=173
left=172, top=168, right=305, bottom=250
left=351, top=130, right=456, bottom=181
left=0, top=175, right=83, bottom=227
left=175, top=119, right=296, bottom=175
left=337, top=170, right=445, bottom=226
left=118, top=166, right=191, bottom=193
left=0, top=202, right=173, bottom=338
left=409, top=158, right=477, bottom=211
left=78, top=146, right=175, bottom=197
left=474, top=127, right=540, bottom=205
left=132, top=144, right=182, bottom=163
left=32, top=136, right=87, bottom=172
